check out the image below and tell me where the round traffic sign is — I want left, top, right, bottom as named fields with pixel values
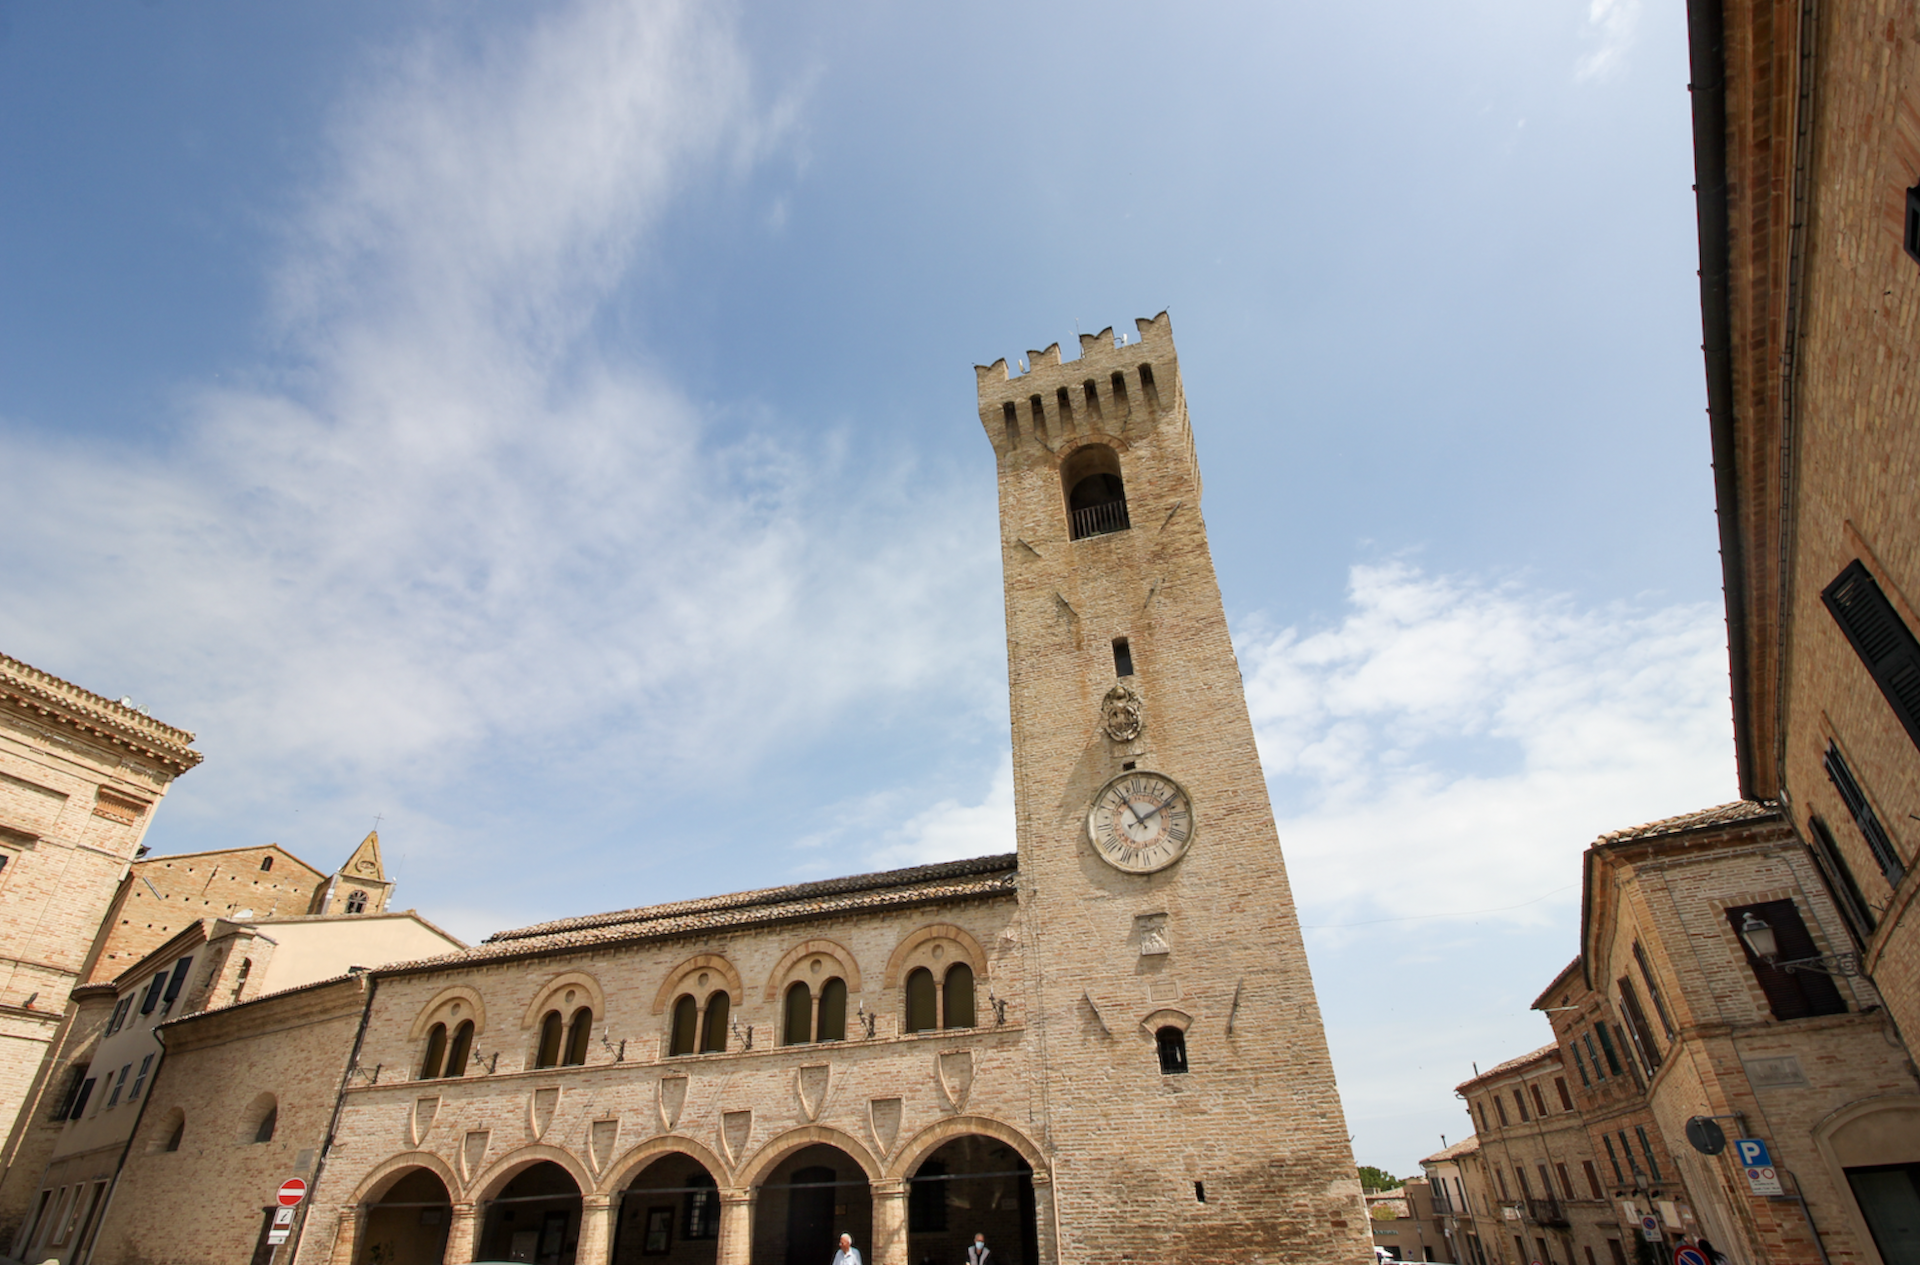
left=1674, top=1247, right=1709, bottom=1265
left=1684, top=1116, right=1727, bottom=1156
left=278, top=1178, right=308, bottom=1207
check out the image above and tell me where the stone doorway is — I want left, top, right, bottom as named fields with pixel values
left=479, top=1161, right=583, bottom=1265
left=905, top=1136, right=1037, bottom=1265
left=751, top=1144, right=872, bottom=1265
left=611, top=1152, right=722, bottom=1265
left=355, top=1167, right=452, bottom=1265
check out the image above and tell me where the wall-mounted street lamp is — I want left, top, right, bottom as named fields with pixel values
left=1737, top=912, right=1860, bottom=977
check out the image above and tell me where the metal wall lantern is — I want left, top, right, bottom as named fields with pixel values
left=1737, top=912, right=1860, bottom=977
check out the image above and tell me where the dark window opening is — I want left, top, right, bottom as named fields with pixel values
left=1029, top=395, right=1045, bottom=439
left=1055, top=386, right=1075, bottom=430
left=1594, top=1025, right=1622, bottom=1076
left=1634, top=1126, right=1662, bottom=1182
left=161, top=956, right=193, bottom=1008
left=1083, top=379, right=1102, bottom=418
left=1194, top=1181, right=1206, bottom=1203
left=1632, top=942, right=1676, bottom=1039
left=345, top=889, right=369, bottom=914
left=445, top=1020, right=473, bottom=1077
left=943, top=962, right=975, bottom=1029
left=700, top=993, right=729, bottom=1053
left=1495, top=1096, right=1509, bottom=1127
left=1807, top=814, right=1878, bottom=947
left=905, top=967, right=937, bottom=1033
left=564, top=1006, right=593, bottom=1066
left=1061, top=443, right=1129, bottom=540
left=1516, top=1167, right=1531, bottom=1198
left=1615, top=977, right=1663, bottom=1072
left=1825, top=743, right=1907, bottom=886
left=1846, top=1161, right=1920, bottom=1262
left=254, top=1106, right=277, bottom=1143
left=1137, top=363, right=1160, bottom=412
left=1555, top=1077, right=1573, bottom=1111
left=259, top=856, right=273, bottom=872
left=1155, top=1026, right=1188, bottom=1074
left=52, top=1066, right=87, bottom=1121
left=1727, top=898, right=1848, bottom=1020
left=1122, top=760, right=1136, bottom=771
left=682, top=1172, right=720, bottom=1239
left=1603, top=1136, right=1623, bottom=1184
left=535, top=1010, right=564, bottom=1068
left=1823, top=559, right=1920, bottom=751
left=783, top=981, right=812, bottom=1046
left=669, top=995, right=697, bottom=1056
left=1513, top=1090, right=1528, bottom=1122
left=1001, top=401, right=1018, bottom=444
left=420, top=1024, right=448, bottom=1080
left=1113, top=637, right=1134, bottom=677
left=1529, top=1084, right=1547, bottom=1116
left=818, top=977, right=847, bottom=1041
left=1582, top=1160, right=1603, bottom=1199
left=165, top=1116, right=185, bottom=1152
left=1906, top=185, right=1920, bottom=264
left=1571, top=1042, right=1591, bottom=1087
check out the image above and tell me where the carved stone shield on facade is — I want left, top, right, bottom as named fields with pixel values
left=1102, top=683, right=1143, bottom=742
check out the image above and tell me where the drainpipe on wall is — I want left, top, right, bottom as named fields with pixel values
left=283, top=970, right=380, bottom=1265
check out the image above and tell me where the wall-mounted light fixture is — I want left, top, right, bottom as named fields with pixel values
left=1737, top=912, right=1859, bottom=976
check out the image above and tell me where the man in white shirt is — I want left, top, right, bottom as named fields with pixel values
left=967, top=1232, right=991, bottom=1265
left=831, top=1232, right=862, bottom=1265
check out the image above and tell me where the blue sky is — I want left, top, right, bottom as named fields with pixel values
left=0, top=0, right=1735, bottom=1175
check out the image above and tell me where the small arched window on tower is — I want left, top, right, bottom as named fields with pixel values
left=1156, top=1026, right=1188, bottom=1075
left=259, top=856, right=273, bottom=872
left=535, top=1010, right=564, bottom=1069
left=345, top=890, right=368, bottom=915
left=1061, top=444, right=1129, bottom=540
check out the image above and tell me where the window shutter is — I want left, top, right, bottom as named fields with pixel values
left=1805, top=814, right=1877, bottom=947
left=1823, top=560, right=1920, bottom=750
left=1726, top=899, right=1847, bottom=1019
left=1824, top=744, right=1907, bottom=886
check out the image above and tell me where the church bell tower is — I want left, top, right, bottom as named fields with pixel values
left=976, top=313, right=1369, bottom=1262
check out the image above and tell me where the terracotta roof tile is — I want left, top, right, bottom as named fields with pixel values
left=1422, top=1136, right=1480, bottom=1163
left=1455, top=1043, right=1559, bottom=1093
left=376, top=854, right=1019, bottom=976
left=1595, top=800, right=1777, bottom=846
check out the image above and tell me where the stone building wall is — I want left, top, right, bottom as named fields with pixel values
left=0, top=653, right=199, bottom=1224
left=89, top=844, right=329, bottom=983
left=975, top=313, right=1367, bottom=1264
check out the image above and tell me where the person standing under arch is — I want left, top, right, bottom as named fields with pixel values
left=831, top=1232, right=862, bottom=1265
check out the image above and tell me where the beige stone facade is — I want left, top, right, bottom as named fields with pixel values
left=0, top=909, right=463, bottom=1263
left=41, top=315, right=1370, bottom=1265
left=1696, top=0, right=1920, bottom=1084
left=0, top=653, right=200, bottom=1204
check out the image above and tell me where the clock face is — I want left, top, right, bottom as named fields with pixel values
left=1087, top=771, right=1194, bottom=874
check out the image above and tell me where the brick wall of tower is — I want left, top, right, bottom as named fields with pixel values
left=977, top=314, right=1369, bottom=1263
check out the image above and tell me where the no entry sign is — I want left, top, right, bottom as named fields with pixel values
left=278, top=1178, right=308, bottom=1207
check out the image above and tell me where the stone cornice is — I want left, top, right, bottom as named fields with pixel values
left=0, top=653, right=203, bottom=776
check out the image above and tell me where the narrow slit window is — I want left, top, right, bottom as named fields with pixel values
left=1138, top=363, right=1160, bottom=412
left=1001, top=401, right=1018, bottom=443
left=1083, top=379, right=1102, bottom=419
left=1055, top=385, right=1075, bottom=428
left=1029, top=395, right=1046, bottom=438
left=1113, top=637, right=1134, bottom=677
left=1110, top=370, right=1129, bottom=406
left=1194, top=1181, right=1206, bottom=1203
left=1156, top=1026, right=1188, bottom=1074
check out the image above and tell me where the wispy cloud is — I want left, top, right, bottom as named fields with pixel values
left=0, top=0, right=1000, bottom=839
left=1243, top=562, right=1736, bottom=933
left=1574, top=0, right=1642, bottom=81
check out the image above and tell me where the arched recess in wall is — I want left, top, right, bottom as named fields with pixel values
left=520, top=971, right=607, bottom=1032
left=409, top=986, right=489, bottom=1042
left=761, top=939, right=862, bottom=1000
left=650, top=954, right=744, bottom=1015
left=882, top=925, right=987, bottom=989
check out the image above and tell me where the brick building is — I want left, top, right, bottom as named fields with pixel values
left=70, top=314, right=1369, bottom=1265
left=1420, top=1138, right=1487, bottom=1265
left=1369, top=1178, right=1457, bottom=1263
left=0, top=654, right=201, bottom=1195
left=0, top=908, right=463, bottom=1263
left=1692, top=0, right=1920, bottom=1093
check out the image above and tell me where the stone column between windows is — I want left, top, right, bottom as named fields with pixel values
left=575, top=1193, right=614, bottom=1264
left=717, top=1187, right=754, bottom=1265
left=810, top=990, right=821, bottom=1043
left=443, top=1201, right=479, bottom=1265
left=322, top=1205, right=360, bottom=1265
left=870, top=1177, right=908, bottom=1265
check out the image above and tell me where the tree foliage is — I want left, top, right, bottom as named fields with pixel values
left=1358, top=1165, right=1402, bottom=1192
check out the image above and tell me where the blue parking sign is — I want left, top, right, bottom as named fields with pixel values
left=1734, top=1138, right=1772, bottom=1168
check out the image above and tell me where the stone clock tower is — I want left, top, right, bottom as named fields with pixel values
left=976, top=313, right=1369, bottom=1262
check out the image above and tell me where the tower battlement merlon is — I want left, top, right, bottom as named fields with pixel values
left=972, top=311, right=1184, bottom=459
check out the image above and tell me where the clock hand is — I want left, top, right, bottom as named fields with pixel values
left=1136, top=797, right=1177, bottom=825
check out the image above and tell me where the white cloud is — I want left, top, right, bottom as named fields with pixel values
left=1244, top=562, right=1737, bottom=933
left=1574, top=0, right=1642, bottom=81
left=0, top=0, right=1001, bottom=834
